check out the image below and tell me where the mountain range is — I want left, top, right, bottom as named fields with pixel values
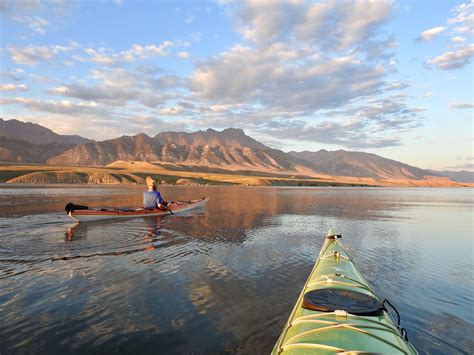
left=1, top=118, right=472, bottom=185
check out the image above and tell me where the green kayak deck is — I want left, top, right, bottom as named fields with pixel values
left=272, top=230, right=417, bottom=354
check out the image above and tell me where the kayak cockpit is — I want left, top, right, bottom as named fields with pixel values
left=302, top=288, right=384, bottom=316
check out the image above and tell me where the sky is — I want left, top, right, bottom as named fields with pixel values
left=0, top=0, right=472, bottom=171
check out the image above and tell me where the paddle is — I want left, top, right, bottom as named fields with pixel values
left=165, top=201, right=173, bottom=214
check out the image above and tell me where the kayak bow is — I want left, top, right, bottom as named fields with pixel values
left=272, top=229, right=417, bottom=354
left=66, top=197, right=208, bottom=222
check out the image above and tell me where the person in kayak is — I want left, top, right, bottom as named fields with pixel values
left=143, top=176, right=168, bottom=210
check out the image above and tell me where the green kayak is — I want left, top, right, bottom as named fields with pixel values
left=272, top=230, right=417, bottom=354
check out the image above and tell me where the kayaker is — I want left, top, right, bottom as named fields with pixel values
left=143, top=176, right=168, bottom=210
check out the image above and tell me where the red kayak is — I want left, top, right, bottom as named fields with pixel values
left=65, top=197, right=209, bottom=222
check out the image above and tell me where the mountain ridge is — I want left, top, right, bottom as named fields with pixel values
left=0, top=118, right=92, bottom=163
left=0, top=118, right=470, bottom=185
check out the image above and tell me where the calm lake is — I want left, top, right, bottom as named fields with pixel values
left=0, top=184, right=472, bottom=354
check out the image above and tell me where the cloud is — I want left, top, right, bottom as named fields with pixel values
left=189, top=43, right=386, bottom=112
left=449, top=101, right=474, bottom=110
left=417, top=26, right=446, bottom=41
left=0, top=0, right=41, bottom=12
left=447, top=1, right=474, bottom=36
left=80, top=42, right=173, bottom=66
left=451, top=36, right=466, bottom=43
left=185, top=15, right=194, bottom=23
left=426, top=44, right=474, bottom=70
left=49, top=67, right=182, bottom=107
left=419, top=92, right=435, bottom=99
left=0, top=83, right=28, bottom=91
left=235, top=0, right=393, bottom=50
left=386, top=81, right=410, bottom=91
left=177, top=51, right=191, bottom=59
left=189, top=0, right=398, bottom=113
left=178, top=101, right=195, bottom=109
left=7, top=44, right=75, bottom=65
left=12, top=15, right=50, bottom=35
left=157, top=107, right=184, bottom=116
left=49, top=83, right=139, bottom=104
left=0, top=97, right=105, bottom=115
left=424, top=2, right=473, bottom=70
left=251, top=94, right=424, bottom=148
left=263, top=119, right=402, bottom=149
left=0, top=69, right=25, bottom=81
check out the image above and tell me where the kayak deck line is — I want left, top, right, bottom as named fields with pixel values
left=272, top=230, right=418, bottom=355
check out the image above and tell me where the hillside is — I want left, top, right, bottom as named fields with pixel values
left=47, top=129, right=315, bottom=175
left=289, top=150, right=439, bottom=181
left=428, top=170, right=474, bottom=183
left=0, top=118, right=92, bottom=163
left=0, top=118, right=91, bottom=145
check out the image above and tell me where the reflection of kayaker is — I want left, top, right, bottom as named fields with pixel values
left=143, top=176, right=169, bottom=210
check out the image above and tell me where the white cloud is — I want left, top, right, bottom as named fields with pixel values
left=189, top=43, right=386, bottom=112
left=426, top=44, right=474, bottom=70
left=263, top=119, right=402, bottom=149
left=185, top=15, right=194, bottom=23
left=80, top=41, right=173, bottom=65
left=419, top=92, right=435, bottom=99
left=49, top=67, right=182, bottom=108
left=236, top=0, right=393, bottom=50
left=7, top=44, right=74, bottom=65
left=418, top=26, right=446, bottom=41
left=177, top=51, right=191, bottom=59
left=0, top=97, right=104, bottom=115
left=448, top=1, right=474, bottom=36
left=449, top=101, right=474, bottom=110
left=424, top=2, right=473, bottom=70
left=451, top=36, right=466, bottom=43
left=49, top=83, right=139, bottom=104
left=0, top=83, right=28, bottom=91
left=13, top=15, right=50, bottom=35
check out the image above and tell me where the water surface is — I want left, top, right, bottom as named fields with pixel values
left=0, top=185, right=472, bottom=354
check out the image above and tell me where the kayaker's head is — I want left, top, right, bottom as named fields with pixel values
left=146, top=176, right=156, bottom=191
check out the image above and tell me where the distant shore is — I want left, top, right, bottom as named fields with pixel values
left=1, top=161, right=471, bottom=188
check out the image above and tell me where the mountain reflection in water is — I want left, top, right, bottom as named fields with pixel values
left=0, top=185, right=472, bottom=354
